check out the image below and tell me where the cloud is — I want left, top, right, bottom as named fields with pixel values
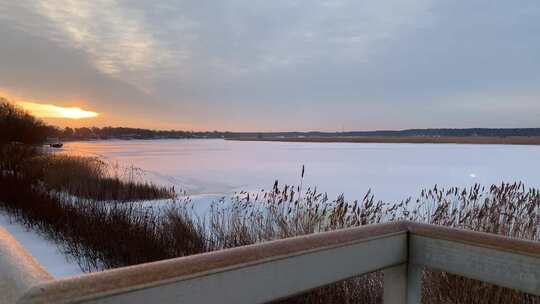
left=163, top=0, right=434, bottom=76
left=1, top=1, right=171, bottom=87
left=2, top=0, right=433, bottom=87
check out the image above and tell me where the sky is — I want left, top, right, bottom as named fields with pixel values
left=0, top=1, right=539, bottom=131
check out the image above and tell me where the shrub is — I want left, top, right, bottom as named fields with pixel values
left=0, top=99, right=49, bottom=145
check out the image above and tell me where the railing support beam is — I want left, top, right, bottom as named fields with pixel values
left=407, top=263, right=422, bottom=304
left=383, top=263, right=422, bottom=304
left=383, top=264, right=407, bottom=304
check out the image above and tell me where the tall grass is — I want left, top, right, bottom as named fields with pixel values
left=222, top=181, right=540, bottom=303
left=22, top=154, right=175, bottom=201
left=0, top=173, right=202, bottom=271
left=0, top=143, right=40, bottom=173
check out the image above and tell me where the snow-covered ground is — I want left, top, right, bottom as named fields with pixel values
left=0, top=212, right=83, bottom=277
left=63, top=139, right=540, bottom=202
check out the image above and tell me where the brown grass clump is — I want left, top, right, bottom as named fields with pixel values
left=0, top=143, right=40, bottom=173
left=0, top=173, right=202, bottom=271
left=23, top=154, right=175, bottom=201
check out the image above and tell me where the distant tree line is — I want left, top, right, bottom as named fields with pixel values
left=47, top=127, right=230, bottom=141
left=3, top=97, right=540, bottom=143
left=226, top=128, right=540, bottom=139
left=46, top=127, right=540, bottom=141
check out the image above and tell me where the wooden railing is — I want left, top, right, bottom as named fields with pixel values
left=1, top=221, right=539, bottom=303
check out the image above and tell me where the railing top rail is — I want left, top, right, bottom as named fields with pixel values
left=18, top=221, right=407, bottom=303
left=408, top=222, right=540, bottom=257
left=5, top=220, right=540, bottom=303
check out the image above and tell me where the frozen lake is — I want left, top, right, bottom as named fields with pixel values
left=8, top=138, right=540, bottom=277
left=63, top=139, right=540, bottom=202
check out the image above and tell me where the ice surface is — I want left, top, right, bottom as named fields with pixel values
left=63, top=139, right=540, bottom=202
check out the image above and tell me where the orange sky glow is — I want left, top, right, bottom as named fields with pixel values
left=0, top=89, right=104, bottom=127
left=17, top=102, right=99, bottom=119
left=0, top=89, right=203, bottom=130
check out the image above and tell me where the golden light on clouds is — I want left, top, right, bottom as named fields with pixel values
left=17, top=102, right=99, bottom=119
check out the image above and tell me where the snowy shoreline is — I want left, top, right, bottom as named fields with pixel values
left=0, top=211, right=82, bottom=277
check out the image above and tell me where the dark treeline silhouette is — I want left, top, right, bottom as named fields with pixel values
left=48, top=126, right=229, bottom=141
left=229, top=128, right=540, bottom=139
left=47, top=127, right=540, bottom=141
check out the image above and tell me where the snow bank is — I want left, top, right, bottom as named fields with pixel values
left=0, top=212, right=82, bottom=278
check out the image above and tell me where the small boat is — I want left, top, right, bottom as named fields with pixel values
left=46, top=137, right=63, bottom=148
left=50, top=143, right=63, bottom=148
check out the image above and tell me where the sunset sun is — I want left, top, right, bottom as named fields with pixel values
left=17, top=101, right=99, bottom=119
